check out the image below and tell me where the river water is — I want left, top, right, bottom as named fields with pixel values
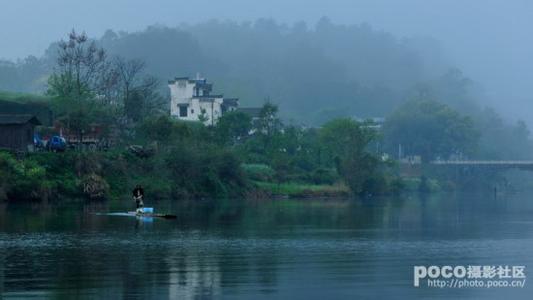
left=1, top=193, right=532, bottom=299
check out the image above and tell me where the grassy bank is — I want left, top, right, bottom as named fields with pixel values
left=0, top=148, right=248, bottom=202
left=1, top=100, right=404, bottom=202
left=0, top=148, right=456, bottom=203
left=0, top=149, right=354, bottom=202
left=252, top=181, right=351, bottom=198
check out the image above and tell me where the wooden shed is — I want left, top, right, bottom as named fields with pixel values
left=0, top=114, right=41, bottom=152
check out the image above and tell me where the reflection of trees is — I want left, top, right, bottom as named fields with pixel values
left=0, top=197, right=414, bottom=298
left=166, top=245, right=221, bottom=299
left=0, top=202, right=5, bottom=295
left=3, top=195, right=520, bottom=298
left=0, top=203, right=6, bottom=229
left=216, top=247, right=251, bottom=293
left=0, top=248, right=4, bottom=296
left=254, top=249, right=278, bottom=294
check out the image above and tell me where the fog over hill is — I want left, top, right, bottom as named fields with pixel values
left=2, top=0, right=533, bottom=125
left=1, top=20, right=460, bottom=121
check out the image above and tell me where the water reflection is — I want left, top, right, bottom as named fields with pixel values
left=1, top=193, right=533, bottom=298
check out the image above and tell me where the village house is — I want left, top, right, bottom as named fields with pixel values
left=0, top=114, right=41, bottom=152
left=168, top=76, right=239, bottom=125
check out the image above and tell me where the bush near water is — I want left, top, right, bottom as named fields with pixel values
left=0, top=109, right=404, bottom=202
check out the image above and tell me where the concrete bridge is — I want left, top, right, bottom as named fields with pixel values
left=429, top=160, right=533, bottom=171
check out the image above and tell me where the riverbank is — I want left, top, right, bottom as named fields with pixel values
left=0, top=149, right=388, bottom=202
left=4, top=149, right=512, bottom=203
left=0, top=150, right=356, bottom=202
left=251, top=181, right=351, bottom=198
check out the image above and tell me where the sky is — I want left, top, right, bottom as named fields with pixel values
left=1, top=0, right=532, bottom=121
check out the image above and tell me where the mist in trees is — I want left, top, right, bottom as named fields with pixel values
left=383, top=98, right=479, bottom=162
left=319, top=118, right=382, bottom=194
left=1, top=18, right=532, bottom=160
left=2, top=19, right=447, bottom=118
left=45, top=30, right=166, bottom=144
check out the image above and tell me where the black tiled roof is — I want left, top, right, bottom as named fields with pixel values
left=193, top=95, right=224, bottom=99
left=222, top=98, right=239, bottom=106
left=0, top=114, right=41, bottom=125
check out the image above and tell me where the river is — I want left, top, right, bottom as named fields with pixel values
left=1, top=193, right=532, bottom=299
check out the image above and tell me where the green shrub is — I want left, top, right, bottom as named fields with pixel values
left=309, top=168, right=339, bottom=185
left=166, top=145, right=246, bottom=199
left=241, top=164, right=275, bottom=182
left=142, top=178, right=172, bottom=200
left=0, top=152, right=50, bottom=201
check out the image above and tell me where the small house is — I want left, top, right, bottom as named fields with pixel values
left=0, top=114, right=41, bottom=152
left=168, top=76, right=239, bottom=125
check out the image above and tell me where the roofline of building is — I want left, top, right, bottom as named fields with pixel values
left=222, top=98, right=239, bottom=107
left=192, top=95, right=224, bottom=99
left=169, top=77, right=212, bottom=85
left=168, top=77, right=190, bottom=84
left=0, top=114, right=42, bottom=125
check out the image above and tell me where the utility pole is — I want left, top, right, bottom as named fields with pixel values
left=398, top=144, right=402, bottom=160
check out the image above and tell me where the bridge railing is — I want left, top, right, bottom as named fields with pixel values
left=430, top=160, right=533, bottom=165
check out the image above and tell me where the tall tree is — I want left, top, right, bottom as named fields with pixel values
left=114, top=57, right=164, bottom=122
left=383, top=98, right=479, bottom=162
left=47, top=30, right=108, bottom=100
left=215, top=111, right=252, bottom=146
left=319, top=118, right=379, bottom=194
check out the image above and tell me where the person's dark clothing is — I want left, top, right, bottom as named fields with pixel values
left=132, top=187, right=144, bottom=209
left=133, top=187, right=144, bottom=198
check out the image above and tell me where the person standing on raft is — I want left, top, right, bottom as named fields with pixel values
left=132, top=185, right=144, bottom=213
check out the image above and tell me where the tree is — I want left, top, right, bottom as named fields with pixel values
left=122, top=75, right=164, bottom=123
left=319, top=118, right=379, bottom=194
left=45, top=30, right=117, bottom=145
left=107, top=57, right=166, bottom=123
left=45, top=30, right=167, bottom=147
left=137, top=115, right=191, bottom=144
left=114, top=57, right=145, bottom=101
left=47, top=30, right=109, bottom=100
left=215, top=111, right=252, bottom=146
left=383, top=98, right=479, bottom=162
left=254, top=102, right=282, bottom=137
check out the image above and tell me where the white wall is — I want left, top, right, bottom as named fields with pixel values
left=169, top=78, right=225, bottom=125
left=169, top=79, right=195, bottom=116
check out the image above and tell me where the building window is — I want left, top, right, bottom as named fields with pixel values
left=179, top=106, right=188, bottom=117
left=191, top=109, right=194, bottom=114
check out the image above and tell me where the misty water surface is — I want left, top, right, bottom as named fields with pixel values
left=1, top=194, right=532, bottom=299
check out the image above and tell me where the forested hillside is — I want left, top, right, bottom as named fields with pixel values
left=1, top=19, right=452, bottom=120
left=1, top=19, right=531, bottom=159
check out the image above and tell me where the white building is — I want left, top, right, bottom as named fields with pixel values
left=168, top=76, right=239, bottom=125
